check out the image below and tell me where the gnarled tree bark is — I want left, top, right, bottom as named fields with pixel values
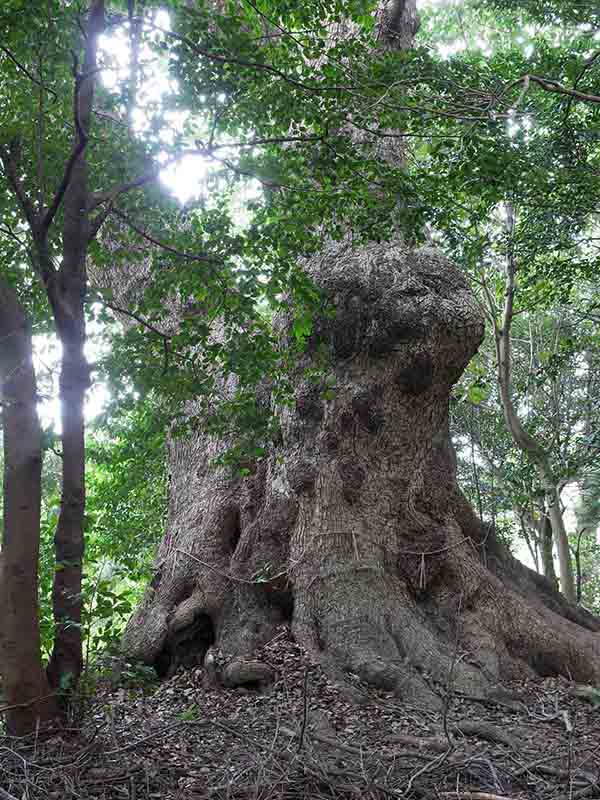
left=121, top=0, right=600, bottom=704
left=122, top=241, right=600, bottom=706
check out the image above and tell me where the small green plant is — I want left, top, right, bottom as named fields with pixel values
left=574, top=685, right=600, bottom=707
left=107, top=658, right=159, bottom=690
left=179, top=704, right=201, bottom=721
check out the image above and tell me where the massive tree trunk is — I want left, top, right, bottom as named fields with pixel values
left=0, top=278, right=58, bottom=735
left=123, top=240, right=600, bottom=705
left=121, top=0, right=600, bottom=703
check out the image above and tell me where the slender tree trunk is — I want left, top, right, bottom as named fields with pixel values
left=521, top=504, right=557, bottom=584
left=45, top=315, right=88, bottom=688
left=539, top=511, right=557, bottom=585
left=0, top=278, right=58, bottom=734
left=46, top=0, right=104, bottom=689
left=545, top=484, right=574, bottom=597
left=571, top=350, right=600, bottom=602
left=518, top=513, right=540, bottom=573
left=497, top=340, right=575, bottom=599
left=494, top=205, right=575, bottom=602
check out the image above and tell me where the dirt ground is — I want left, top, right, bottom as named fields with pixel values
left=1, top=627, right=599, bottom=800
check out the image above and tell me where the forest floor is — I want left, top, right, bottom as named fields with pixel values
left=1, top=627, right=600, bottom=800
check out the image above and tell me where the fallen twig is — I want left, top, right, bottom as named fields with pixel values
left=454, top=720, right=520, bottom=750
left=297, top=668, right=309, bottom=753
left=385, top=732, right=449, bottom=753
left=405, top=746, right=452, bottom=794
left=437, top=793, right=516, bottom=800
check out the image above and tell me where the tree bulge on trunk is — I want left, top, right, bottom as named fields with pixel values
left=122, top=240, right=600, bottom=707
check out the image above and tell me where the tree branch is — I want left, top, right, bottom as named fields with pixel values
left=88, top=132, right=322, bottom=230
left=0, top=140, right=40, bottom=233
left=148, top=22, right=356, bottom=94
left=102, top=298, right=169, bottom=339
left=87, top=167, right=161, bottom=239
left=40, top=53, right=89, bottom=234
left=109, top=207, right=224, bottom=265
left=494, top=204, right=546, bottom=462
left=101, top=298, right=171, bottom=373
left=503, top=74, right=600, bottom=107
left=0, top=45, right=58, bottom=100
left=198, top=134, right=323, bottom=151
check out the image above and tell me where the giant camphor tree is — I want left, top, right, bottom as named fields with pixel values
left=120, top=0, right=600, bottom=706
left=2, top=0, right=600, bottom=736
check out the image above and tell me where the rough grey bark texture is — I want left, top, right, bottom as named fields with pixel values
left=122, top=239, right=600, bottom=706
